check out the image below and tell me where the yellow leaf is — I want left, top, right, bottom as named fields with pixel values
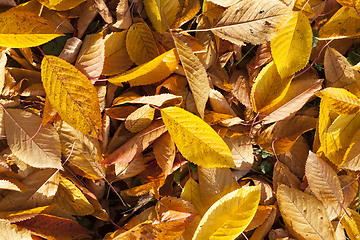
left=277, top=185, right=336, bottom=240
left=173, top=37, right=210, bottom=119
left=341, top=128, right=360, bottom=170
left=173, top=0, right=200, bottom=27
left=52, top=175, right=94, bottom=216
left=273, top=161, right=301, bottom=192
left=41, top=55, right=102, bottom=139
left=108, top=48, right=179, bottom=86
left=202, top=0, right=225, bottom=19
left=0, top=169, right=59, bottom=211
left=126, top=21, right=160, bottom=65
left=75, top=32, right=105, bottom=79
left=193, top=185, right=261, bottom=240
left=341, top=208, right=360, bottom=240
left=249, top=206, right=277, bottom=240
left=3, top=108, right=62, bottom=169
left=324, top=47, right=360, bottom=88
left=198, top=166, right=240, bottom=210
left=0, top=10, right=61, bottom=48
left=117, top=93, right=182, bottom=108
left=271, top=11, right=313, bottom=78
left=319, top=6, right=360, bottom=39
left=125, top=105, right=155, bottom=132
left=336, top=0, right=360, bottom=8
left=102, top=31, right=133, bottom=76
left=143, top=0, right=179, bottom=33
left=325, top=112, right=360, bottom=165
left=261, top=75, right=323, bottom=124
left=0, top=205, right=55, bottom=222
left=0, top=219, right=32, bottom=240
left=161, top=107, right=235, bottom=168
left=181, top=178, right=207, bottom=217
left=250, top=61, right=293, bottom=113
left=37, top=0, right=86, bottom=11
left=223, top=133, right=254, bottom=171
left=306, top=151, right=344, bottom=220
left=315, top=87, right=360, bottom=115
left=212, top=0, right=291, bottom=46
left=245, top=205, right=274, bottom=231
left=207, top=0, right=240, bottom=7
left=54, top=120, right=106, bottom=180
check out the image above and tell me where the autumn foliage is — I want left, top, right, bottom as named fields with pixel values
left=1, top=0, right=360, bottom=239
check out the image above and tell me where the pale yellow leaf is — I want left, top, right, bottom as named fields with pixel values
left=75, top=32, right=105, bottom=79
left=54, top=120, right=106, bottom=180
left=126, top=21, right=160, bottom=65
left=161, top=107, right=234, bottom=168
left=0, top=169, right=59, bottom=211
left=4, top=108, right=62, bottom=169
left=250, top=61, right=293, bottom=113
left=118, top=93, right=182, bottom=108
left=0, top=10, right=61, bottom=48
left=271, top=11, right=313, bottom=78
left=113, top=0, right=132, bottom=29
left=125, top=105, right=155, bottom=132
left=319, top=6, right=360, bottom=39
left=277, top=185, right=336, bottom=240
left=103, top=31, right=133, bottom=76
left=181, top=178, right=207, bottom=217
left=52, top=175, right=94, bottom=216
left=153, top=132, right=176, bottom=177
left=108, top=48, right=179, bottom=86
left=173, top=37, right=210, bottom=119
left=0, top=50, right=6, bottom=93
left=143, top=0, right=179, bottom=33
left=0, top=219, right=32, bottom=240
left=41, top=55, right=102, bottom=139
left=207, top=0, right=240, bottom=7
left=212, top=0, right=291, bottom=46
left=198, top=166, right=239, bottom=210
left=193, top=185, right=261, bottom=240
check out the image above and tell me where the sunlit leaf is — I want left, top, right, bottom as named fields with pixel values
left=173, top=37, right=210, bottom=119
left=41, top=55, right=102, bottom=139
left=108, top=48, right=179, bottom=86
left=0, top=10, right=61, bottom=48
left=126, top=21, right=159, bottom=65
left=143, top=0, right=179, bottom=33
left=0, top=219, right=32, bottom=240
left=161, top=106, right=234, bottom=168
left=271, top=11, right=313, bottom=78
left=193, top=185, right=261, bottom=240
left=277, top=185, right=336, bottom=240
left=4, top=108, right=62, bottom=169
left=212, top=0, right=291, bottom=46
left=37, top=0, right=86, bottom=11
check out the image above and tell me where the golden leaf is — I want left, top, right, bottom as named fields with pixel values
left=161, top=107, right=234, bottom=168
left=143, top=0, right=179, bottom=33
left=41, top=55, right=102, bottom=139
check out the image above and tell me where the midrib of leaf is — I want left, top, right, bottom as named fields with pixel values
left=45, top=57, right=95, bottom=131
left=26, top=170, right=58, bottom=205
left=1, top=105, right=56, bottom=163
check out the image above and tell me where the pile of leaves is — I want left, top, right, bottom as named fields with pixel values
left=0, top=0, right=360, bottom=239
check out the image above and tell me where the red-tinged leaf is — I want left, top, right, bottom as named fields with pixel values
left=101, top=120, right=167, bottom=165
left=16, top=214, right=92, bottom=240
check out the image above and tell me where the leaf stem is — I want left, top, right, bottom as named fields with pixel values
left=236, top=45, right=256, bottom=65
